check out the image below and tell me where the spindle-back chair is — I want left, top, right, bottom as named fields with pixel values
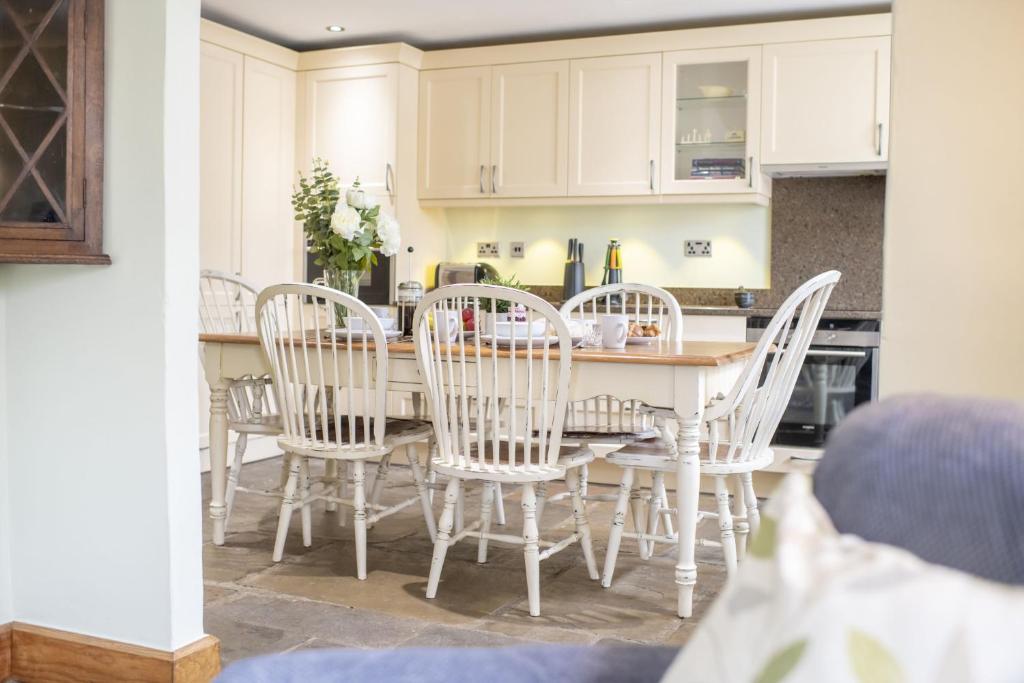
left=413, top=284, right=599, bottom=616
left=602, top=271, right=841, bottom=590
left=256, top=284, right=436, bottom=578
left=199, top=270, right=282, bottom=532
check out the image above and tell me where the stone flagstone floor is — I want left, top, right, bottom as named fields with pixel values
left=202, top=456, right=728, bottom=666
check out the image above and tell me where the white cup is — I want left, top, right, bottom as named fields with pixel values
left=434, top=310, right=461, bottom=343
left=600, top=314, right=628, bottom=349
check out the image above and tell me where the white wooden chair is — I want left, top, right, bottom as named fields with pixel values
left=414, top=284, right=599, bottom=616
left=550, top=283, right=684, bottom=540
left=199, top=271, right=282, bottom=533
left=255, top=283, right=437, bottom=578
left=600, top=271, right=841, bottom=589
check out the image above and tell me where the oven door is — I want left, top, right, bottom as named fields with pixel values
left=769, top=346, right=878, bottom=448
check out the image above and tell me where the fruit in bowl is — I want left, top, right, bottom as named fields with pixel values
left=628, top=322, right=661, bottom=338
left=462, top=307, right=475, bottom=332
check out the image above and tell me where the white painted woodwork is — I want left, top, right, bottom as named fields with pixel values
left=762, top=36, right=891, bottom=170
left=568, top=53, right=661, bottom=196
left=303, top=64, right=399, bottom=206
left=242, top=57, right=297, bottom=286
left=199, top=42, right=244, bottom=273
left=418, top=66, right=492, bottom=198
left=490, top=61, right=569, bottom=197
left=660, top=46, right=764, bottom=194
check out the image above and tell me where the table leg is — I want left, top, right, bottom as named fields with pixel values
left=675, top=412, right=701, bottom=618
left=209, top=379, right=230, bottom=546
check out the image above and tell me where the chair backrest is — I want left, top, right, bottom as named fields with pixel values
left=256, top=283, right=389, bottom=453
left=565, top=394, right=655, bottom=434
left=413, top=284, right=573, bottom=473
left=560, top=283, right=684, bottom=341
left=706, top=270, right=841, bottom=464
left=199, top=270, right=260, bottom=334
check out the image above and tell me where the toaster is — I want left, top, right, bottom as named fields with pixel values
left=433, top=262, right=500, bottom=287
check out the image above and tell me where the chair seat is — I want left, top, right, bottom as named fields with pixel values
left=279, top=418, right=434, bottom=459
left=229, top=414, right=283, bottom=435
left=606, top=438, right=774, bottom=474
left=559, top=424, right=660, bottom=444
left=432, top=443, right=595, bottom=483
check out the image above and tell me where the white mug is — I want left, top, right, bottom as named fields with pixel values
left=600, top=314, right=628, bottom=349
left=433, top=310, right=461, bottom=343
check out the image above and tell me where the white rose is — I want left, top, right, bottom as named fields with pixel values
left=362, top=193, right=379, bottom=210
left=377, top=213, right=401, bottom=256
left=331, top=204, right=362, bottom=240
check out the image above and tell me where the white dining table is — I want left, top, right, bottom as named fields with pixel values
left=200, top=333, right=755, bottom=617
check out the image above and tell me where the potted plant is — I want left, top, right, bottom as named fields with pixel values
left=292, top=158, right=401, bottom=324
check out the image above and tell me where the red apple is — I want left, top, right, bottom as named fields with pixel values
left=462, top=307, right=475, bottom=331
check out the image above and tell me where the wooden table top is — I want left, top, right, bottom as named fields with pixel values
left=200, top=333, right=758, bottom=368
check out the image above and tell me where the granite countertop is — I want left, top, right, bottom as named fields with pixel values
left=681, top=305, right=882, bottom=320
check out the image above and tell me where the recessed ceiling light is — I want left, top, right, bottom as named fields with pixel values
left=326, top=25, right=345, bottom=33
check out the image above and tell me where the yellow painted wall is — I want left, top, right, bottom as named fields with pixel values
left=444, top=203, right=771, bottom=288
left=881, top=0, right=1024, bottom=398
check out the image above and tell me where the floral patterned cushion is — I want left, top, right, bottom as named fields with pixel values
left=662, top=475, right=1024, bottom=683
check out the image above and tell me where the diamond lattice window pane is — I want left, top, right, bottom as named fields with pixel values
left=36, top=0, right=68, bottom=89
left=35, top=123, right=66, bottom=212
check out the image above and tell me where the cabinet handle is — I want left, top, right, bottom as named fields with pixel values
left=649, top=160, right=655, bottom=192
left=748, top=156, right=754, bottom=188
left=479, top=165, right=485, bottom=194
left=491, top=165, right=497, bottom=194
left=877, top=123, right=884, bottom=157
left=385, top=163, right=393, bottom=195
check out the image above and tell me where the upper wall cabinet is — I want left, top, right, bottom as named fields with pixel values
left=490, top=61, right=569, bottom=197
left=568, top=54, right=661, bottom=196
left=660, top=46, right=764, bottom=195
left=304, top=64, right=398, bottom=208
left=762, top=37, right=891, bottom=173
left=418, top=67, right=492, bottom=198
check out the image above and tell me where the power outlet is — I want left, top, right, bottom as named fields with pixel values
left=510, top=241, right=525, bottom=258
left=685, top=240, right=713, bottom=257
left=477, top=241, right=499, bottom=258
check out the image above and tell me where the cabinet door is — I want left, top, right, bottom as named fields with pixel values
left=490, top=61, right=569, bottom=197
left=304, top=64, right=398, bottom=207
left=242, top=57, right=296, bottom=286
left=568, top=54, right=661, bottom=196
left=762, top=37, right=891, bottom=166
left=199, top=42, right=243, bottom=273
left=418, top=67, right=492, bottom=199
left=661, top=46, right=763, bottom=194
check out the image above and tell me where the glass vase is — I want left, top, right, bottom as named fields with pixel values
left=323, top=268, right=363, bottom=327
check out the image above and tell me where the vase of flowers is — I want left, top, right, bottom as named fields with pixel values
left=292, top=158, right=401, bottom=325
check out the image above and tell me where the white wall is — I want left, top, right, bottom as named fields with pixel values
left=0, top=0, right=204, bottom=651
left=0, top=279, right=11, bottom=625
left=881, top=0, right=1024, bottom=398
left=444, top=203, right=771, bottom=288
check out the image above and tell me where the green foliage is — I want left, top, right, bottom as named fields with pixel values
left=754, top=640, right=808, bottom=683
left=479, top=274, right=530, bottom=314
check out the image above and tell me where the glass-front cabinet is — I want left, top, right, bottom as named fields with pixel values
left=660, top=46, right=763, bottom=196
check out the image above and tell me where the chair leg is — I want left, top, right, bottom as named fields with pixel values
left=566, top=468, right=598, bottom=580
left=338, top=461, right=350, bottom=527
left=477, top=481, right=495, bottom=564
left=522, top=483, right=541, bottom=617
left=579, top=463, right=590, bottom=498
left=299, top=457, right=312, bottom=548
left=353, top=460, right=368, bottom=580
left=272, top=454, right=301, bottom=562
left=406, top=444, right=436, bottom=542
left=655, top=472, right=676, bottom=540
left=455, top=479, right=465, bottom=533
left=714, top=476, right=738, bottom=575
left=742, top=472, right=760, bottom=539
left=224, top=432, right=247, bottom=533
left=630, top=473, right=648, bottom=559
left=427, top=443, right=438, bottom=506
left=494, top=482, right=507, bottom=526
left=536, top=481, right=549, bottom=527
left=647, top=471, right=665, bottom=556
left=324, top=460, right=338, bottom=513
left=426, top=478, right=460, bottom=599
left=367, top=453, right=392, bottom=530
left=602, top=466, right=635, bottom=588
left=732, top=475, right=749, bottom=560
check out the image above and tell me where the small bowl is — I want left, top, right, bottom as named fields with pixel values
left=699, top=85, right=734, bottom=98
left=734, top=291, right=755, bottom=309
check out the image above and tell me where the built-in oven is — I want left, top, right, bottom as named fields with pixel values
left=747, top=317, right=880, bottom=452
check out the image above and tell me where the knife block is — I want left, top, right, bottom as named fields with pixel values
left=563, top=262, right=585, bottom=301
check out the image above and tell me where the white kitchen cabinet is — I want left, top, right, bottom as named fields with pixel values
left=660, top=46, right=765, bottom=195
left=304, top=64, right=398, bottom=207
left=568, top=54, right=661, bottom=196
left=490, top=61, right=569, bottom=197
left=199, top=42, right=243, bottom=273
left=418, top=66, right=492, bottom=198
left=762, top=37, right=891, bottom=171
left=242, top=57, right=296, bottom=287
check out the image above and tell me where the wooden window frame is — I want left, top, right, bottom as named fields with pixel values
left=0, top=0, right=108, bottom=264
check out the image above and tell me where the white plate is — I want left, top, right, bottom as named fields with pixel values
left=325, top=329, right=402, bottom=342
left=625, top=335, right=658, bottom=345
left=479, top=334, right=561, bottom=348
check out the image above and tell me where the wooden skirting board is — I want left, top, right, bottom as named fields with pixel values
left=0, top=622, right=219, bottom=683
